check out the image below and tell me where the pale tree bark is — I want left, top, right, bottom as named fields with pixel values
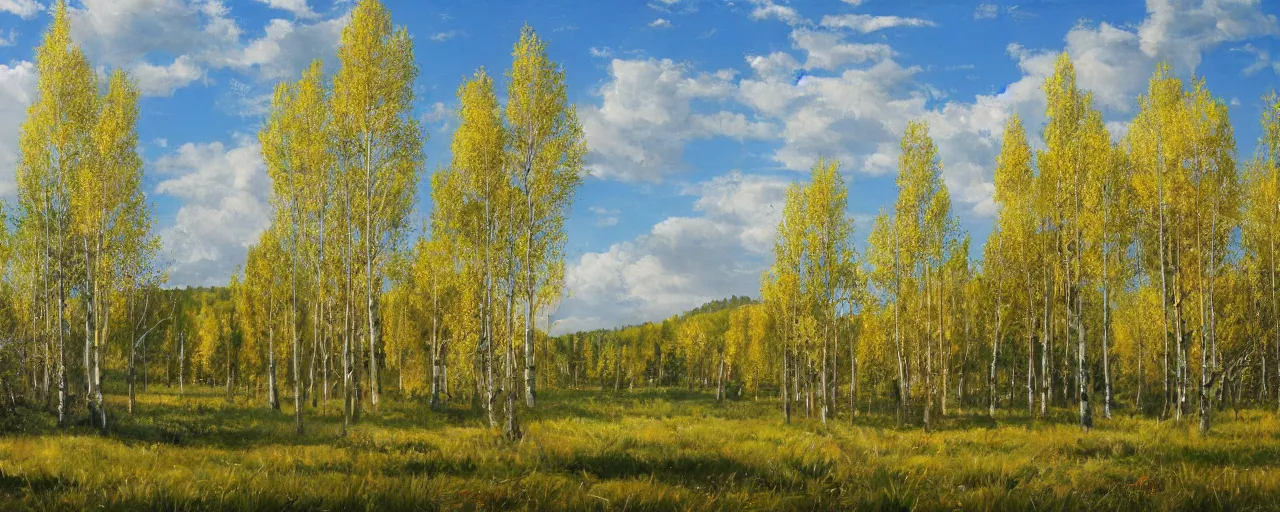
left=989, top=295, right=1003, bottom=418
left=178, top=330, right=184, bottom=397
left=894, top=227, right=907, bottom=426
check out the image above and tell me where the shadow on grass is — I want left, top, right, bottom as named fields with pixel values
left=556, top=450, right=817, bottom=492
left=0, top=469, right=75, bottom=499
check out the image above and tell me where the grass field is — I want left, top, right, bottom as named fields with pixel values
left=1, top=383, right=1279, bottom=511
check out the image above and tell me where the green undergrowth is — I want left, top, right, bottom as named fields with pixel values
left=1, top=384, right=1278, bottom=511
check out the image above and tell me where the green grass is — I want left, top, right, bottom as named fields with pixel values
left=2, top=383, right=1279, bottom=511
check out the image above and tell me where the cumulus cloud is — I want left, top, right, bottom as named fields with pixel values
left=1138, top=0, right=1278, bottom=74
left=580, top=58, right=775, bottom=183
left=69, top=0, right=238, bottom=68
left=67, top=0, right=349, bottom=96
left=790, top=28, right=893, bottom=70
left=748, top=0, right=805, bottom=26
left=153, top=135, right=273, bottom=287
left=131, top=54, right=207, bottom=96
left=649, top=18, right=672, bottom=28
left=747, top=57, right=928, bottom=175
left=217, top=14, right=349, bottom=82
left=0, top=0, right=41, bottom=19
left=553, top=171, right=791, bottom=333
left=254, top=0, right=318, bottom=19
left=0, top=61, right=36, bottom=199
left=422, top=101, right=456, bottom=133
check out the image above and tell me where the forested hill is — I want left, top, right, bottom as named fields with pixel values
left=680, top=296, right=756, bottom=319
left=549, top=295, right=764, bottom=393
left=560, top=295, right=757, bottom=339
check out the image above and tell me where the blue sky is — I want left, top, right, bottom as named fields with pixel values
left=0, top=0, right=1278, bottom=335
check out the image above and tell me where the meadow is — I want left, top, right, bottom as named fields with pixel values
left=0, top=381, right=1278, bottom=511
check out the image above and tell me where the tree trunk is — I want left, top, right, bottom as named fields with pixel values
left=309, top=303, right=318, bottom=408
left=268, top=313, right=280, bottom=411
left=1102, top=237, right=1112, bottom=420
left=178, top=331, right=185, bottom=397
left=1157, top=134, right=1172, bottom=420
left=1041, top=244, right=1051, bottom=416
left=782, top=346, right=791, bottom=424
left=850, top=342, right=857, bottom=421
left=1076, top=189, right=1091, bottom=430
left=127, top=335, right=136, bottom=416
left=716, top=349, right=726, bottom=402
left=989, top=296, right=1002, bottom=418
left=226, top=332, right=234, bottom=404
left=820, top=322, right=829, bottom=422
left=894, top=227, right=907, bottom=426
left=430, top=285, right=442, bottom=410
left=524, top=185, right=537, bottom=408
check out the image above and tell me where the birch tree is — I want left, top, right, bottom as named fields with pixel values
left=331, top=0, right=424, bottom=414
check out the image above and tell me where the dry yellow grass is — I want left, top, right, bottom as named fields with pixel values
left=1, top=384, right=1278, bottom=511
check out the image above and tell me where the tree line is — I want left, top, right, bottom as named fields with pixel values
left=543, top=55, right=1280, bottom=437
left=751, top=54, right=1278, bottom=435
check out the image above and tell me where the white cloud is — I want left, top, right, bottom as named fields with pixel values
left=67, top=0, right=349, bottom=96
left=748, top=57, right=928, bottom=175
left=589, top=46, right=613, bottom=58
left=1239, top=43, right=1280, bottom=76
left=791, top=28, right=893, bottom=69
left=1062, top=22, right=1152, bottom=113
left=554, top=171, right=790, bottom=333
left=1231, top=97, right=1242, bottom=106
left=0, top=28, right=16, bottom=47
left=0, top=61, right=36, bottom=199
left=683, top=170, right=792, bottom=252
left=820, top=14, right=937, bottom=33
left=422, top=101, right=455, bottom=132
left=218, top=14, right=349, bottom=82
left=422, top=102, right=452, bottom=123
left=216, top=78, right=273, bottom=118
left=975, top=3, right=999, bottom=20
left=430, top=30, right=460, bottom=42
left=153, top=134, right=273, bottom=287
left=649, top=18, right=672, bottom=28
left=648, top=1, right=675, bottom=13
left=131, top=54, right=207, bottom=96
left=1105, top=121, right=1130, bottom=141
left=254, top=0, right=318, bottom=19
left=1138, top=0, right=1278, bottom=74
left=69, top=0, right=239, bottom=69
left=589, top=207, right=621, bottom=227
left=748, top=0, right=805, bottom=26
left=0, top=0, right=41, bottom=19
left=974, top=3, right=1037, bottom=21
left=580, top=58, right=774, bottom=183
